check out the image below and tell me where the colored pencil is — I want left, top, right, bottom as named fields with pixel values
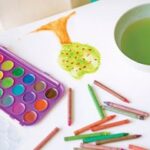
left=64, top=131, right=110, bottom=141
left=68, top=88, right=73, bottom=126
left=34, top=127, right=60, bottom=150
left=94, top=80, right=130, bottom=103
left=103, top=105, right=145, bottom=120
left=104, top=101, right=149, bottom=117
left=88, top=84, right=106, bottom=119
left=92, top=119, right=130, bottom=131
left=96, top=134, right=142, bottom=145
left=74, top=115, right=116, bottom=135
left=129, top=144, right=148, bottom=150
left=81, top=143, right=126, bottom=150
left=74, top=148, right=92, bottom=150
left=83, top=133, right=128, bottom=143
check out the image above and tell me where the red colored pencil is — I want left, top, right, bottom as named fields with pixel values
left=94, top=80, right=130, bottom=103
left=81, top=143, right=126, bottom=150
left=68, top=88, right=73, bottom=126
left=129, top=144, right=148, bottom=150
left=74, top=115, right=116, bottom=135
left=34, top=127, right=60, bottom=150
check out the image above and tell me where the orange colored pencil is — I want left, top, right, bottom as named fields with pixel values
left=129, top=144, right=148, bottom=150
left=68, top=88, right=73, bottom=126
left=92, top=119, right=130, bottom=131
left=74, top=115, right=116, bottom=135
left=94, top=80, right=130, bottom=103
left=34, top=127, right=60, bottom=150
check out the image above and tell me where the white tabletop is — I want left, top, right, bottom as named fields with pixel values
left=0, top=0, right=150, bottom=149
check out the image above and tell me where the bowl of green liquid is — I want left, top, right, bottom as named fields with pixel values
left=115, top=4, right=150, bottom=70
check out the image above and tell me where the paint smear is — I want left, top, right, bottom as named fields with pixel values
left=34, top=12, right=101, bottom=79
left=59, top=42, right=100, bottom=79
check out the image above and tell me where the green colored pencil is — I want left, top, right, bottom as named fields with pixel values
left=103, top=105, right=145, bottom=120
left=83, top=133, right=129, bottom=143
left=88, top=84, right=105, bottom=119
left=64, top=131, right=110, bottom=141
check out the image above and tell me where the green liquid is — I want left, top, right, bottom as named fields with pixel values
left=121, top=18, right=150, bottom=65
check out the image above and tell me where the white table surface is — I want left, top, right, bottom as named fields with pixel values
left=0, top=0, right=150, bottom=149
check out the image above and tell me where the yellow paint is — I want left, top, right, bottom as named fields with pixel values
left=1, top=60, right=14, bottom=71
left=0, top=71, right=3, bottom=79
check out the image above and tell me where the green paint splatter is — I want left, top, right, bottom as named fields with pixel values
left=34, top=12, right=101, bottom=79
left=59, top=42, right=101, bottom=79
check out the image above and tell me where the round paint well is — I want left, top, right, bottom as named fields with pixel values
left=114, top=4, right=150, bottom=71
left=23, top=92, right=36, bottom=103
left=23, top=111, right=37, bottom=124
left=0, top=88, right=3, bottom=97
left=12, top=67, right=24, bottom=77
left=12, top=103, right=25, bottom=115
left=34, top=81, right=46, bottom=92
left=1, top=60, right=14, bottom=71
left=0, top=95, right=14, bottom=107
left=45, top=88, right=58, bottom=99
left=0, top=71, right=3, bottom=79
left=23, top=74, right=35, bottom=84
left=0, top=54, right=4, bottom=63
left=12, top=84, right=25, bottom=96
left=34, top=99, right=48, bottom=111
left=1, top=77, right=14, bottom=88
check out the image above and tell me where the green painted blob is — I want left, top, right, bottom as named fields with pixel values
left=12, top=67, right=24, bottom=77
left=121, top=18, right=150, bottom=65
left=1, top=77, right=14, bottom=88
left=59, top=42, right=100, bottom=79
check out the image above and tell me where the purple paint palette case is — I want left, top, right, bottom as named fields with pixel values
left=0, top=46, right=64, bottom=125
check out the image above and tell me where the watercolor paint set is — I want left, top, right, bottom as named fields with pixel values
left=0, top=46, right=64, bottom=125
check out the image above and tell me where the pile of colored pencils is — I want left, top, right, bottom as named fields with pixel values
left=65, top=80, right=149, bottom=149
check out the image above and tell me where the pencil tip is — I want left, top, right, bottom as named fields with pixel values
left=136, top=134, right=142, bottom=138
left=68, top=120, right=72, bottom=126
left=124, top=99, right=130, bottom=103
left=55, top=127, right=60, bottom=131
left=68, top=123, right=71, bottom=126
left=104, top=101, right=109, bottom=105
left=111, top=114, right=116, bottom=118
left=124, top=133, right=129, bottom=136
left=139, top=116, right=145, bottom=120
